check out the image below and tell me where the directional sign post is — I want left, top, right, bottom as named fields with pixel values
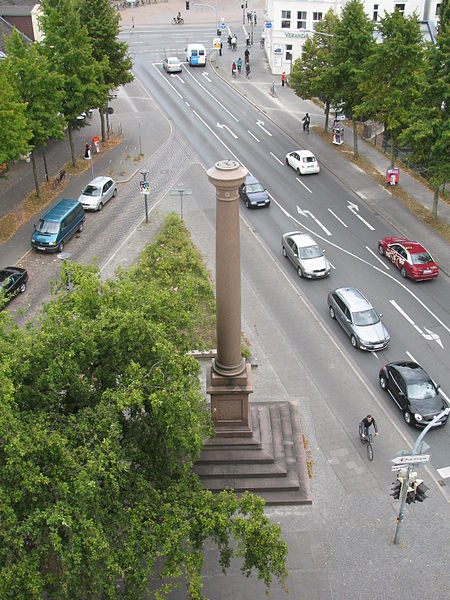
left=170, top=188, right=192, bottom=221
left=391, top=454, right=430, bottom=465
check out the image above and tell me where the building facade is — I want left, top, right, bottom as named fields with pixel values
left=263, top=0, right=441, bottom=74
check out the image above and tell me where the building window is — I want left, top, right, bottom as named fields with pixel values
left=281, top=10, right=291, bottom=29
left=312, top=12, right=323, bottom=29
left=286, top=44, right=293, bottom=61
left=436, top=3, right=441, bottom=16
left=297, top=11, right=306, bottom=29
left=395, top=3, right=405, bottom=14
left=373, top=4, right=378, bottom=21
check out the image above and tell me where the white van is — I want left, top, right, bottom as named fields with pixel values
left=186, top=44, right=206, bottom=66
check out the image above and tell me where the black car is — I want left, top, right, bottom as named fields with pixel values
left=379, top=361, right=448, bottom=427
left=0, top=266, right=28, bottom=304
left=238, top=175, right=270, bottom=209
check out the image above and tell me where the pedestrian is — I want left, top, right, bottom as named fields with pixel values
left=185, top=0, right=190, bottom=9
left=232, top=61, right=237, bottom=78
left=246, top=32, right=250, bottom=46
left=281, top=71, right=286, bottom=87
left=244, top=47, right=249, bottom=64
left=219, top=41, right=223, bottom=56
left=227, top=34, right=232, bottom=48
left=247, top=11, right=251, bottom=24
left=237, top=57, right=242, bottom=74
left=245, top=62, right=250, bottom=78
left=231, top=35, right=237, bottom=51
left=253, top=10, right=257, bottom=25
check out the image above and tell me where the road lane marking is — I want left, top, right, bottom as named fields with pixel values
left=328, top=209, right=348, bottom=227
left=270, top=152, right=284, bottom=165
left=295, top=177, right=312, bottom=194
left=171, top=74, right=185, bottom=84
left=347, top=200, right=375, bottom=230
left=183, top=66, right=239, bottom=122
left=256, top=120, right=272, bottom=136
left=437, top=466, right=450, bottom=479
left=202, top=72, right=212, bottom=82
left=390, top=300, right=444, bottom=349
left=192, top=110, right=236, bottom=156
left=217, top=122, right=238, bottom=139
left=297, top=206, right=332, bottom=236
left=152, top=63, right=183, bottom=98
left=366, top=246, right=389, bottom=268
left=248, top=130, right=260, bottom=142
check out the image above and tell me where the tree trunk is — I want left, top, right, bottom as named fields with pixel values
left=390, top=132, right=395, bottom=169
left=352, top=118, right=359, bottom=158
left=324, top=100, right=329, bottom=132
left=31, top=151, right=40, bottom=198
left=99, top=107, right=106, bottom=143
left=68, top=125, right=76, bottom=167
left=42, top=147, right=49, bottom=182
left=432, top=185, right=439, bottom=218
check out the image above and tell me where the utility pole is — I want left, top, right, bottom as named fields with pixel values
left=140, top=169, right=149, bottom=223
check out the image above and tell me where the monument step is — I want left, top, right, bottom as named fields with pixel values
left=193, top=460, right=287, bottom=478
left=196, top=448, right=274, bottom=464
left=202, top=475, right=300, bottom=493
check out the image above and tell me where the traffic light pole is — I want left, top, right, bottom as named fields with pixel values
left=393, top=407, right=450, bottom=545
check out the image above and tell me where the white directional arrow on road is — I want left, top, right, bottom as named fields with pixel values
left=297, top=206, right=332, bottom=236
left=171, top=74, right=185, bottom=84
left=202, top=72, right=212, bottom=82
left=217, top=122, right=238, bottom=139
left=256, top=120, right=272, bottom=136
left=347, top=201, right=375, bottom=230
left=389, top=300, right=444, bottom=348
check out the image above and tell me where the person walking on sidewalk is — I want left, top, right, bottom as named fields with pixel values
left=219, top=41, right=223, bottom=56
left=253, top=10, right=257, bottom=25
left=281, top=72, right=286, bottom=87
left=237, top=57, right=242, bottom=74
left=231, top=35, right=237, bottom=51
left=244, top=47, right=249, bottom=64
left=232, top=61, right=237, bottom=78
left=245, top=62, right=250, bottom=78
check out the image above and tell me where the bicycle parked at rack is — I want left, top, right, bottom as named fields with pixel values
left=359, top=423, right=374, bottom=461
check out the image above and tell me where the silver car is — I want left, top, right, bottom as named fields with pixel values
left=282, top=231, right=331, bottom=278
left=79, top=176, right=117, bottom=211
left=328, top=287, right=390, bottom=351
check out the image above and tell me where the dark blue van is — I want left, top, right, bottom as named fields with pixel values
left=31, top=199, right=85, bottom=253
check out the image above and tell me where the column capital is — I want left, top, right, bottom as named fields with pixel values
left=207, top=160, right=247, bottom=200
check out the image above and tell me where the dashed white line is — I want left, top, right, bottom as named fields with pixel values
left=437, top=466, right=450, bottom=479
left=366, top=246, right=389, bottom=268
left=248, top=130, right=260, bottom=142
left=296, top=177, right=313, bottom=194
left=328, top=209, right=348, bottom=227
left=183, top=66, right=239, bottom=122
left=270, top=152, right=284, bottom=165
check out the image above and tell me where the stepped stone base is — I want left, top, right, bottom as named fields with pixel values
left=194, top=402, right=312, bottom=505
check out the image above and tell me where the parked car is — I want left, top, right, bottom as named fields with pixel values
left=0, top=266, right=28, bottom=304
left=79, top=176, right=117, bottom=211
left=328, top=287, right=390, bottom=351
left=378, top=236, right=438, bottom=280
left=285, top=150, right=320, bottom=175
left=163, top=56, right=182, bottom=73
left=379, top=361, right=448, bottom=427
left=239, top=175, right=270, bottom=209
left=282, top=231, right=330, bottom=278
left=31, top=199, right=85, bottom=253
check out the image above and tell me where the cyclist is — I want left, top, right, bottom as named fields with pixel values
left=302, top=112, right=311, bottom=132
left=360, top=414, right=379, bottom=440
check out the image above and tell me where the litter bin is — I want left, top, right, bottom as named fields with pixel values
left=386, top=168, right=399, bottom=186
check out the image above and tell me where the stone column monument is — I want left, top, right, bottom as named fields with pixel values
left=206, top=159, right=253, bottom=437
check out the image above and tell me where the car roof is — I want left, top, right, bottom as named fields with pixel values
left=86, top=176, right=113, bottom=187
left=388, top=361, right=430, bottom=382
left=285, top=231, right=317, bottom=248
left=296, top=150, right=315, bottom=158
left=334, top=287, right=372, bottom=310
left=384, top=237, right=427, bottom=254
left=42, top=199, right=80, bottom=221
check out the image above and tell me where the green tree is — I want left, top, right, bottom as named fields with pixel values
left=0, top=215, right=288, bottom=599
left=39, top=0, right=107, bottom=166
left=398, top=0, right=450, bottom=216
left=6, top=29, right=65, bottom=197
left=0, top=61, right=31, bottom=164
left=356, top=10, right=425, bottom=168
left=331, top=0, right=374, bottom=156
left=78, top=0, right=133, bottom=142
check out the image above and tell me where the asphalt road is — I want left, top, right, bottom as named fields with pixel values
left=128, top=29, right=450, bottom=477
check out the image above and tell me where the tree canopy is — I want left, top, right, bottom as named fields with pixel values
left=0, top=214, right=288, bottom=599
left=0, top=60, right=31, bottom=164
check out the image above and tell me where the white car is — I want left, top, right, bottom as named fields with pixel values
left=285, top=150, right=320, bottom=175
left=79, top=176, right=117, bottom=211
left=163, top=56, right=182, bottom=73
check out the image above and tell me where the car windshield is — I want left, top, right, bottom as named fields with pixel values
left=36, top=219, right=59, bottom=234
left=411, top=252, right=433, bottom=265
left=353, top=308, right=379, bottom=326
left=247, top=183, right=264, bottom=193
left=82, top=185, right=100, bottom=197
left=407, top=380, right=436, bottom=400
left=303, top=156, right=316, bottom=163
left=299, top=245, right=323, bottom=259
left=169, top=58, right=179, bottom=64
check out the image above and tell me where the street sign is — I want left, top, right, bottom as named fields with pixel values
left=221, top=23, right=226, bottom=29
left=391, top=465, right=408, bottom=472
left=391, top=454, right=430, bottom=465
left=139, top=180, right=150, bottom=194
left=265, top=22, right=272, bottom=29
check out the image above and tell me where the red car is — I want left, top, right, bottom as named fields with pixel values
left=378, top=237, right=438, bottom=280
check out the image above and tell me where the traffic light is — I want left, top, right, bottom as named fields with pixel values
left=405, top=486, right=416, bottom=504
left=414, top=481, right=429, bottom=503
left=390, top=475, right=404, bottom=500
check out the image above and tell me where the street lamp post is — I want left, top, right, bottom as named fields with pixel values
left=140, top=169, right=149, bottom=223
left=131, top=0, right=135, bottom=29
left=169, top=188, right=192, bottom=220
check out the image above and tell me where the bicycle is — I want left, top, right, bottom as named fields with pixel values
left=53, top=169, right=66, bottom=189
left=359, top=424, right=374, bottom=461
left=303, top=121, right=310, bottom=135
